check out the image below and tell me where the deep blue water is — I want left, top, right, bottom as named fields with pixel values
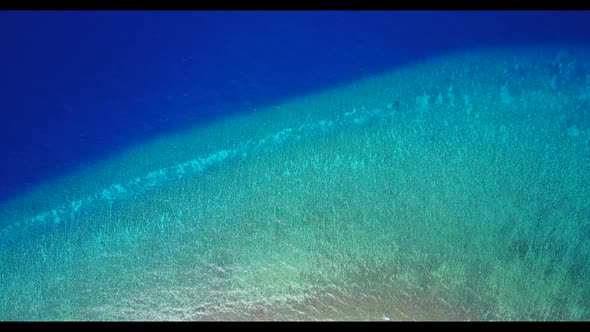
left=1, top=10, right=590, bottom=203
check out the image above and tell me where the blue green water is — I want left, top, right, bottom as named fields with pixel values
left=1, top=45, right=590, bottom=320
left=1, top=11, right=590, bottom=321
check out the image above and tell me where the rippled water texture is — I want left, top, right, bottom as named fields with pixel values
left=1, top=46, right=589, bottom=320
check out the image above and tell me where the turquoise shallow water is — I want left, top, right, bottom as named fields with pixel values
left=1, top=46, right=590, bottom=320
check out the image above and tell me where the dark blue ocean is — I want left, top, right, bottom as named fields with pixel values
left=3, top=10, right=590, bottom=321
left=1, top=10, right=589, bottom=203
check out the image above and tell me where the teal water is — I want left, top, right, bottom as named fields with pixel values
left=1, top=46, right=589, bottom=320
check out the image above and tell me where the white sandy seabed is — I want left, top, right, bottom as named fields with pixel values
left=1, top=45, right=590, bottom=321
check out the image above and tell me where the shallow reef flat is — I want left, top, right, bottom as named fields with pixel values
left=1, top=45, right=589, bottom=321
